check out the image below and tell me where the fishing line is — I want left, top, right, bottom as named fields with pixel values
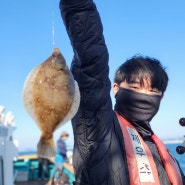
left=51, top=9, right=55, bottom=49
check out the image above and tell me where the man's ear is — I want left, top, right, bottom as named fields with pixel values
left=113, top=83, right=119, bottom=95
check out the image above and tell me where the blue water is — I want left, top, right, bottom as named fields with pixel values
left=166, top=143, right=185, bottom=174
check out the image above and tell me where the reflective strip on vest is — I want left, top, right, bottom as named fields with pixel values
left=127, top=127, right=155, bottom=183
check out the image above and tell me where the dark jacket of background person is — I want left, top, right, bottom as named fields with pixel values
left=59, top=0, right=185, bottom=185
left=57, top=135, right=68, bottom=161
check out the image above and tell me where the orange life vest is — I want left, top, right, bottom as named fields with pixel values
left=116, top=112, right=183, bottom=185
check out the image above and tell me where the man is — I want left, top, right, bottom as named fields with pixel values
left=56, top=131, right=69, bottom=163
left=59, top=0, right=185, bottom=184
left=54, top=132, right=69, bottom=177
left=46, top=132, right=69, bottom=185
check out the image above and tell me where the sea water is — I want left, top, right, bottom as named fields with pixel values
left=166, top=143, right=185, bottom=173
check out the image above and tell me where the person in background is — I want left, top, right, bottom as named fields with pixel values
left=59, top=0, right=185, bottom=185
left=55, top=131, right=69, bottom=174
left=38, top=157, right=49, bottom=181
left=46, top=132, right=69, bottom=185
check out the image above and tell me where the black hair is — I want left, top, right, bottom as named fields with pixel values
left=114, top=55, right=169, bottom=93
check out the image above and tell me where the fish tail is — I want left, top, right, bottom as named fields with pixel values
left=37, top=136, right=56, bottom=158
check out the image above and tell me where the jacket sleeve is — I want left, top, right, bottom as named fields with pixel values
left=59, top=0, right=111, bottom=110
left=59, top=0, right=113, bottom=167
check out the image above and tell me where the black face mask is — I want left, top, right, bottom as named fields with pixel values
left=114, top=87, right=161, bottom=137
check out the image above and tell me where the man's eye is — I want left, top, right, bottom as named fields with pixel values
left=150, top=89, right=158, bottom=93
left=130, top=86, right=139, bottom=89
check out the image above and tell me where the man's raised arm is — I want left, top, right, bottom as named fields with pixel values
left=59, top=0, right=111, bottom=110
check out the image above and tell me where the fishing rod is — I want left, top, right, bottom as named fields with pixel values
left=176, top=118, right=185, bottom=154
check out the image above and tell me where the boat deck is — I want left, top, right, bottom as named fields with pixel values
left=14, top=161, right=74, bottom=185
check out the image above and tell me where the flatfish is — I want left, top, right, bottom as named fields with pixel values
left=22, top=48, right=80, bottom=158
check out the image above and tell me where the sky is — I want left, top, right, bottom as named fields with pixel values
left=1, top=0, right=185, bottom=151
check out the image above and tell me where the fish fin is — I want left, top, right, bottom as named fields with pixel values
left=22, top=66, right=40, bottom=121
left=56, top=81, right=80, bottom=130
left=37, top=137, right=56, bottom=158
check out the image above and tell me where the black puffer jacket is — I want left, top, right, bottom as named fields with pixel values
left=59, top=0, right=185, bottom=185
